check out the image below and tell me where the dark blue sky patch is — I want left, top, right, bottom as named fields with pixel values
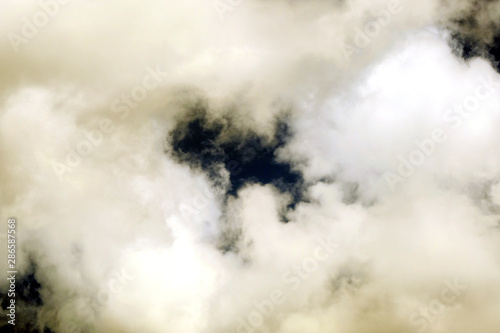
left=447, top=4, right=500, bottom=72
left=1, top=264, right=46, bottom=333
left=169, top=104, right=305, bottom=213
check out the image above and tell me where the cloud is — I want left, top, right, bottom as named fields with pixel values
left=2, top=0, right=500, bottom=332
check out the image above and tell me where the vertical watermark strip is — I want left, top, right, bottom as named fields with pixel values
left=6, top=217, right=17, bottom=326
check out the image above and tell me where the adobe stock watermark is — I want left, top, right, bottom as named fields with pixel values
left=212, top=0, right=243, bottom=21
left=235, top=236, right=343, bottom=333
left=408, top=279, right=468, bottom=333
left=6, top=0, right=71, bottom=54
left=63, top=268, right=134, bottom=333
left=340, top=0, right=402, bottom=62
left=384, top=74, right=500, bottom=191
left=51, top=65, right=168, bottom=182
